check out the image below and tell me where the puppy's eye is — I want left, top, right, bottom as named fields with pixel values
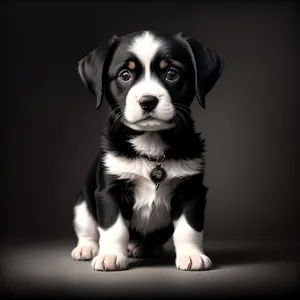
left=119, top=70, right=132, bottom=82
left=165, top=69, right=179, bottom=82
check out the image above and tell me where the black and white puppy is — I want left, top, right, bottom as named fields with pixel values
left=71, top=31, right=223, bottom=271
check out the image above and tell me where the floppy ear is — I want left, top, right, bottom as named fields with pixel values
left=77, top=35, right=120, bottom=109
left=176, top=32, right=224, bottom=108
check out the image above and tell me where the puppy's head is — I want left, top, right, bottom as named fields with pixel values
left=78, top=31, right=224, bottom=131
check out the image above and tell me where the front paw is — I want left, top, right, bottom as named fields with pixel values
left=176, top=253, right=212, bottom=271
left=92, top=254, right=129, bottom=271
left=71, top=243, right=98, bottom=261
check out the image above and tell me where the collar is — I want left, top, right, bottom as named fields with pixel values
left=141, top=154, right=166, bottom=164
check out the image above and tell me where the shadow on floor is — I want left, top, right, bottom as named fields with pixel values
left=130, top=246, right=295, bottom=270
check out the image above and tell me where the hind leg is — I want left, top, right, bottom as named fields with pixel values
left=128, top=240, right=163, bottom=258
left=128, top=226, right=173, bottom=258
left=71, top=200, right=99, bottom=261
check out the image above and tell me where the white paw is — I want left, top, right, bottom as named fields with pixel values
left=176, top=253, right=212, bottom=271
left=71, top=243, right=98, bottom=261
left=92, top=254, right=128, bottom=271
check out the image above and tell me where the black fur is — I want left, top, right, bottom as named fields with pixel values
left=74, top=30, right=223, bottom=260
left=76, top=115, right=208, bottom=245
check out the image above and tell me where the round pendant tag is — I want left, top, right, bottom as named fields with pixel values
left=150, top=166, right=167, bottom=185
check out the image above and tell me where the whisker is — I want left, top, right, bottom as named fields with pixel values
left=176, top=111, right=188, bottom=132
left=174, top=103, right=191, bottom=116
left=112, top=113, right=123, bottom=132
left=110, top=106, right=124, bottom=132
left=173, top=116, right=178, bottom=135
left=174, top=107, right=191, bottom=132
left=173, top=103, right=191, bottom=110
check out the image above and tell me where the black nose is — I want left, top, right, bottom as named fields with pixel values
left=139, top=95, right=159, bottom=112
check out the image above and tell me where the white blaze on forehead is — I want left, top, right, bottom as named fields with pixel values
left=124, top=31, right=175, bottom=130
left=128, top=31, right=162, bottom=77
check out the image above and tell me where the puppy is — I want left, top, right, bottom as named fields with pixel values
left=71, top=31, right=223, bottom=271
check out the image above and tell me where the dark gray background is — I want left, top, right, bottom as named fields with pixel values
left=2, top=1, right=299, bottom=247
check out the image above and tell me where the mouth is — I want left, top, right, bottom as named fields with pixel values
left=130, top=115, right=173, bottom=125
left=124, top=115, right=175, bottom=131
left=141, top=116, right=154, bottom=121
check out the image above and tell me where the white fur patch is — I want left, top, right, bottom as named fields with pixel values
left=92, top=213, right=129, bottom=271
left=173, top=214, right=205, bottom=255
left=130, top=176, right=178, bottom=234
left=129, top=132, right=167, bottom=157
left=103, top=141, right=204, bottom=235
left=73, top=201, right=98, bottom=241
left=124, top=31, right=175, bottom=131
left=129, top=31, right=162, bottom=70
left=97, top=213, right=129, bottom=257
left=172, top=214, right=212, bottom=270
left=103, top=152, right=203, bottom=182
left=71, top=201, right=99, bottom=261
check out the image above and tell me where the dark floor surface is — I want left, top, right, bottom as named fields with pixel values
left=1, top=239, right=299, bottom=299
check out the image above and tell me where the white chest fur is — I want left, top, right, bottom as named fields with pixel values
left=130, top=177, right=177, bottom=234
left=103, top=133, right=204, bottom=235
